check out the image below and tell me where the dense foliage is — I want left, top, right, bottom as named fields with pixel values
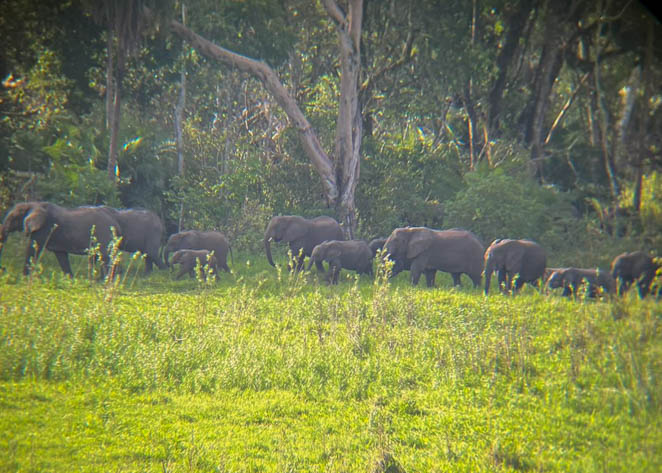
left=1, top=0, right=660, bottom=256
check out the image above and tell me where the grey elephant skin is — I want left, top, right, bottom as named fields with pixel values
left=171, top=249, right=218, bottom=280
left=611, top=251, right=660, bottom=298
left=484, top=239, right=547, bottom=295
left=368, top=238, right=387, bottom=257
left=264, top=215, right=344, bottom=271
left=100, top=207, right=166, bottom=273
left=384, top=227, right=484, bottom=287
left=0, top=201, right=122, bottom=276
left=164, top=230, right=232, bottom=272
left=547, top=267, right=615, bottom=297
left=307, top=240, right=373, bottom=284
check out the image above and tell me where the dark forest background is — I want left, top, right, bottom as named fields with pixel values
left=1, top=0, right=661, bottom=265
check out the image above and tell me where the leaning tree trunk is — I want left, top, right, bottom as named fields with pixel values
left=164, top=1, right=364, bottom=237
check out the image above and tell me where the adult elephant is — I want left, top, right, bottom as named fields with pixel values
left=164, top=230, right=232, bottom=272
left=0, top=201, right=122, bottom=276
left=384, top=227, right=484, bottom=287
left=484, top=239, right=547, bottom=295
left=101, top=207, right=166, bottom=273
left=264, top=215, right=344, bottom=271
left=611, top=251, right=660, bottom=298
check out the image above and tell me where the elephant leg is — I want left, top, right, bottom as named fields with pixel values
left=23, top=238, right=46, bottom=275
left=331, top=264, right=341, bottom=285
left=497, top=270, right=508, bottom=292
left=144, top=256, right=154, bottom=274
left=54, top=251, right=74, bottom=277
left=637, top=274, right=653, bottom=298
left=561, top=285, right=572, bottom=297
left=425, top=269, right=436, bottom=288
left=315, top=260, right=326, bottom=273
left=450, top=272, right=462, bottom=287
left=513, top=276, right=525, bottom=294
left=410, top=260, right=425, bottom=286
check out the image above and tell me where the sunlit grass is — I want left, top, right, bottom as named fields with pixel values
left=0, top=236, right=660, bottom=472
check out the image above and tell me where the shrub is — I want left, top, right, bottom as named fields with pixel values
left=444, top=168, right=576, bottom=245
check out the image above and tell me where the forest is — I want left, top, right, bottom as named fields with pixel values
left=1, top=0, right=661, bottom=260
left=1, top=1, right=662, bottom=472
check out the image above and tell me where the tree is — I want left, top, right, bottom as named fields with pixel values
left=162, top=0, right=363, bottom=236
left=87, top=0, right=165, bottom=182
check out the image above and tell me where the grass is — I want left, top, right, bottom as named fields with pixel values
left=0, top=237, right=660, bottom=472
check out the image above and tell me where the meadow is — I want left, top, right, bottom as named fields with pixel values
left=0, top=240, right=660, bottom=472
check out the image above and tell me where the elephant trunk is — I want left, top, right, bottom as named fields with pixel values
left=265, top=237, right=275, bottom=267
left=164, top=246, right=173, bottom=267
left=484, top=256, right=494, bottom=295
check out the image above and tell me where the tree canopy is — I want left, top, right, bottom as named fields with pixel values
left=1, top=0, right=660, bottom=253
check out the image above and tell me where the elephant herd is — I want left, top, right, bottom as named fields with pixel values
left=1, top=202, right=659, bottom=299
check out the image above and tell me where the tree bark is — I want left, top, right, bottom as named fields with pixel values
left=107, top=46, right=123, bottom=182
left=323, top=0, right=363, bottom=238
left=488, top=0, right=536, bottom=133
left=167, top=2, right=365, bottom=236
left=168, top=18, right=339, bottom=206
left=633, top=16, right=654, bottom=212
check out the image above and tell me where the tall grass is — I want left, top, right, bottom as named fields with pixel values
left=0, top=238, right=660, bottom=471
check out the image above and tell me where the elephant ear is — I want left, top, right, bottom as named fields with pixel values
left=23, top=208, right=48, bottom=234
left=406, top=230, right=432, bottom=259
left=283, top=221, right=307, bottom=242
left=324, top=245, right=342, bottom=260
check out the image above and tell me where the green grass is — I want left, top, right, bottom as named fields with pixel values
left=0, top=237, right=661, bottom=472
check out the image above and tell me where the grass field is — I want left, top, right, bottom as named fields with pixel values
left=0, top=239, right=660, bottom=472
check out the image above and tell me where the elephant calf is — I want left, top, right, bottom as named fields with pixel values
left=307, top=240, right=373, bottom=284
left=547, top=267, right=615, bottom=297
left=171, top=249, right=219, bottom=280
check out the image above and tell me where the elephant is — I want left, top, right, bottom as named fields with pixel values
left=484, top=239, right=547, bottom=295
left=264, top=215, right=345, bottom=271
left=307, top=239, right=373, bottom=284
left=164, top=230, right=232, bottom=272
left=384, top=227, right=484, bottom=287
left=100, top=207, right=166, bottom=273
left=611, top=251, right=660, bottom=298
left=170, top=249, right=218, bottom=280
left=368, top=237, right=387, bottom=257
left=547, top=267, right=615, bottom=297
left=0, top=201, right=122, bottom=276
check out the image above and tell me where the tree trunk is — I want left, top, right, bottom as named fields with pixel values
left=324, top=0, right=363, bottom=238
left=175, top=4, right=187, bottom=232
left=166, top=1, right=365, bottom=236
left=105, top=23, right=114, bottom=131
left=488, top=0, right=536, bottom=133
left=633, top=16, right=654, bottom=213
left=592, top=0, right=619, bottom=201
left=168, top=18, right=338, bottom=203
left=107, top=47, right=123, bottom=182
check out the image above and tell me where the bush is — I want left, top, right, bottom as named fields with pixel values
left=444, top=168, right=576, bottom=245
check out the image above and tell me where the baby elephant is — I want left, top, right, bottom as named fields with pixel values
left=307, top=240, right=373, bottom=284
left=547, top=267, right=615, bottom=297
left=171, top=249, right=219, bottom=280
